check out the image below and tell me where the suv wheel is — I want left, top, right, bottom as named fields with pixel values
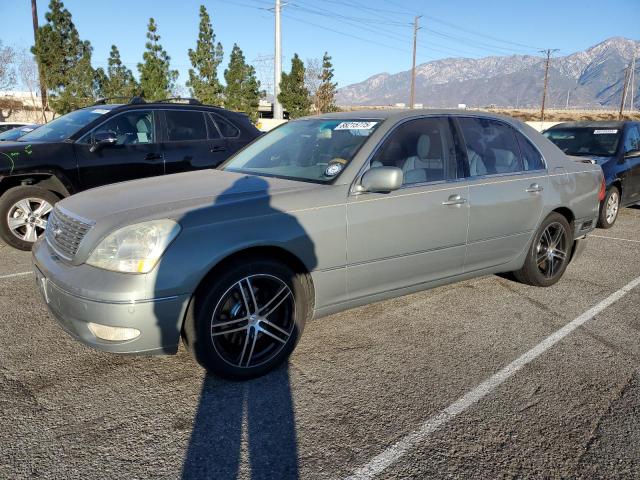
left=183, top=257, right=312, bottom=379
left=514, top=213, right=573, bottom=287
left=597, top=186, right=620, bottom=229
left=0, top=186, right=59, bottom=251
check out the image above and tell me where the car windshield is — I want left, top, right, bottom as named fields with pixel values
left=544, top=127, right=621, bottom=157
left=18, top=107, right=116, bottom=142
left=221, top=118, right=381, bottom=183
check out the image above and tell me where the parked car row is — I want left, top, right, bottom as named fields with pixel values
left=0, top=97, right=261, bottom=250
left=30, top=109, right=604, bottom=379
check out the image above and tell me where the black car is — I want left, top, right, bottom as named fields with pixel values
left=544, top=120, right=640, bottom=228
left=0, top=98, right=260, bottom=250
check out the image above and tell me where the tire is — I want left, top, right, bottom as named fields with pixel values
left=0, top=186, right=59, bottom=251
left=513, top=213, right=573, bottom=287
left=597, top=186, right=620, bottom=229
left=182, top=257, right=313, bottom=379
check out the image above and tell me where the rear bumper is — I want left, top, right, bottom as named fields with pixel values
left=570, top=236, right=588, bottom=263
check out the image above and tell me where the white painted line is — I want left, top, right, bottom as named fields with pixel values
left=591, top=235, right=640, bottom=244
left=0, top=271, right=32, bottom=280
left=346, top=275, right=640, bottom=480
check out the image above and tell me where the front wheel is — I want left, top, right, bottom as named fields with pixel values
left=0, top=186, right=59, bottom=251
left=597, top=186, right=620, bottom=229
left=182, top=258, right=313, bottom=379
left=513, top=213, right=573, bottom=287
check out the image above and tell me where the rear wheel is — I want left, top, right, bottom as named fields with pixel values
left=514, top=213, right=573, bottom=287
left=183, top=257, right=312, bottom=379
left=0, top=186, right=58, bottom=251
left=597, top=186, right=620, bottom=229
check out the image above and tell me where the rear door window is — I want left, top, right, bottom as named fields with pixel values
left=515, top=132, right=545, bottom=171
left=624, top=125, right=640, bottom=153
left=458, top=117, right=524, bottom=176
left=212, top=114, right=240, bottom=138
left=165, top=110, right=208, bottom=142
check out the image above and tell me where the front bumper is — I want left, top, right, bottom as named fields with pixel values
left=32, top=241, right=191, bottom=355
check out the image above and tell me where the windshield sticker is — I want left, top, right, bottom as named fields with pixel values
left=594, top=129, right=618, bottom=134
left=324, top=163, right=344, bottom=177
left=91, top=109, right=111, bottom=114
left=334, top=121, right=378, bottom=131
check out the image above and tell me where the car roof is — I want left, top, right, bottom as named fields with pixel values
left=307, top=108, right=519, bottom=124
left=548, top=120, right=628, bottom=129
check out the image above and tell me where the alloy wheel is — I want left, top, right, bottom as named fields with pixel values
left=605, top=191, right=619, bottom=224
left=536, top=222, right=568, bottom=279
left=7, top=198, right=53, bottom=243
left=210, top=274, right=295, bottom=369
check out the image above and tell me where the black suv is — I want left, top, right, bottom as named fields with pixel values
left=544, top=121, right=640, bottom=228
left=0, top=98, right=260, bottom=250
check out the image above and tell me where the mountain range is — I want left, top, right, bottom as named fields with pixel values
left=336, top=37, right=639, bottom=109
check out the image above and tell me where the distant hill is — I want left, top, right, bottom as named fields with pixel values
left=336, top=37, right=639, bottom=109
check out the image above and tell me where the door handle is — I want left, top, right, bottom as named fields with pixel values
left=442, top=194, right=467, bottom=206
left=210, top=146, right=227, bottom=153
left=144, top=152, right=163, bottom=161
left=526, top=183, right=544, bottom=193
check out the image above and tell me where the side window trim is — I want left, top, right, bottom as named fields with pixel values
left=76, top=109, right=158, bottom=145
left=210, top=112, right=241, bottom=139
left=513, top=128, right=548, bottom=172
left=206, top=113, right=224, bottom=139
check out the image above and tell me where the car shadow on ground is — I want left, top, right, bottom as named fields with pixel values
left=152, top=175, right=316, bottom=479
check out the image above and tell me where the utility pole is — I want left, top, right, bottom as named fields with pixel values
left=31, top=0, right=47, bottom=120
left=619, top=63, right=631, bottom=120
left=409, top=15, right=421, bottom=109
left=273, top=0, right=283, bottom=120
left=565, top=89, right=570, bottom=109
left=628, top=49, right=636, bottom=113
left=539, top=49, right=558, bottom=122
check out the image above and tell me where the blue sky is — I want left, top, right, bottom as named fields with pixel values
left=1, top=0, right=638, bottom=92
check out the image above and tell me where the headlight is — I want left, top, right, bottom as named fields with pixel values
left=86, top=219, right=181, bottom=273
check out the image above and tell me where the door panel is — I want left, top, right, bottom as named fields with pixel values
left=465, top=174, right=547, bottom=270
left=621, top=125, right=640, bottom=203
left=347, top=184, right=469, bottom=300
left=75, top=110, right=163, bottom=190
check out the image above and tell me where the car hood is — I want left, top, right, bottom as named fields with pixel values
left=59, top=169, right=324, bottom=226
left=0, top=140, right=64, bottom=174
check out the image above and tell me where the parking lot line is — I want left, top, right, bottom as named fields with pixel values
left=346, top=274, right=640, bottom=480
left=0, top=271, right=32, bottom=280
left=591, top=235, right=640, bottom=244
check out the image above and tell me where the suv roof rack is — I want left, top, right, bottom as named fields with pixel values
left=155, top=97, right=202, bottom=105
left=93, top=96, right=146, bottom=106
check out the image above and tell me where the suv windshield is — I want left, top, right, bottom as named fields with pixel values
left=221, top=118, right=381, bottom=183
left=19, top=106, right=116, bottom=143
left=544, top=127, right=621, bottom=157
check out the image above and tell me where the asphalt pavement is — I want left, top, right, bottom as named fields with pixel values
left=1, top=208, right=639, bottom=479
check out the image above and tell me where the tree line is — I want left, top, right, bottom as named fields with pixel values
left=26, top=0, right=337, bottom=120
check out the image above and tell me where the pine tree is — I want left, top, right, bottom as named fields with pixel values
left=32, top=0, right=96, bottom=114
left=315, top=52, right=338, bottom=114
left=102, top=45, right=139, bottom=99
left=187, top=5, right=224, bottom=106
left=224, top=44, right=261, bottom=122
left=278, top=54, right=311, bottom=119
left=137, top=18, right=178, bottom=101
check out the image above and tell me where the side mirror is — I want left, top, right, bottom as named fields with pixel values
left=624, top=149, right=640, bottom=159
left=360, top=166, right=403, bottom=193
left=90, top=130, right=117, bottom=152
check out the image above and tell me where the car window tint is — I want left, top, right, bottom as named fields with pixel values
left=458, top=117, right=524, bottom=176
left=515, top=131, right=545, bottom=171
left=370, top=117, right=457, bottom=185
left=93, top=111, right=155, bottom=145
left=213, top=114, right=240, bottom=138
left=205, top=114, right=221, bottom=139
left=165, top=110, right=207, bottom=141
left=624, top=125, right=640, bottom=152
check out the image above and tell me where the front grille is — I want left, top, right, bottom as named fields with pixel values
left=45, top=208, right=93, bottom=260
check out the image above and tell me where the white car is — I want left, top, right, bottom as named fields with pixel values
left=0, top=122, right=30, bottom=134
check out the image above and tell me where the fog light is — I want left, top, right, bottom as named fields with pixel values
left=87, top=322, right=141, bottom=341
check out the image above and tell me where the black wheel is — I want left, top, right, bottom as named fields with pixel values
left=514, top=213, right=573, bottom=287
left=0, top=186, right=59, bottom=251
left=597, top=186, right=620, bottom=229
left=183, top=257, right=313, bottom=379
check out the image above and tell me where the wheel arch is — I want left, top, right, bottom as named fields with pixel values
left=0, top=172, right=72, bottom=199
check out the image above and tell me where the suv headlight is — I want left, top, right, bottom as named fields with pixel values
left=86, top=219, right=181, bottom=273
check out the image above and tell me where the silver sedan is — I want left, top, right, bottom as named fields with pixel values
left=33, top=110, right=603, bottom=379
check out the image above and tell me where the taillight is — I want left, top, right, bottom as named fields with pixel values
left=598, top=176, right=606, bottom=202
